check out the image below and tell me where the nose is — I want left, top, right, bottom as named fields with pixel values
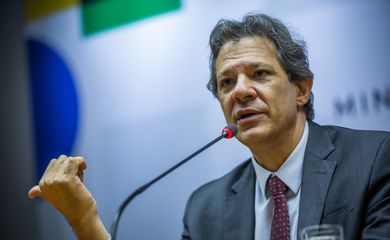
left=232, top=75, right=256, bottom=103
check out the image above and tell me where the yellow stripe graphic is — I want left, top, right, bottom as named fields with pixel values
left=25, top=0, right=80, bottom=22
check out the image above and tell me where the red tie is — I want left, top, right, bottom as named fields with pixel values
left=268, top=175, right=290, bottom=240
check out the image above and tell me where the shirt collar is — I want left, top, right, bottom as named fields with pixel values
left=251, top=121, right=309, bottom=199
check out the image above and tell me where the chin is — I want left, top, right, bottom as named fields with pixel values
left=236, top=126, right=270, bottom=146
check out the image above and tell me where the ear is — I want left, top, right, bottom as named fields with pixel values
left=295, top=77, right=313, bottom=107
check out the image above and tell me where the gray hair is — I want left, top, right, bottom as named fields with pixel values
left=207, top=13, right=315, bottom=120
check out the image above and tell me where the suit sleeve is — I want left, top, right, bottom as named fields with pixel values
left=363, top=133, right=390, bottom=239
left=181, top=191, right=193, bottom=240
left=181, top=224, right=191, bottom=240
left=181, top=209, right=191, bottom=240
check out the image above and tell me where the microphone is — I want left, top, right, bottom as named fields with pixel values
left=110, top=125, right=238, bottom=239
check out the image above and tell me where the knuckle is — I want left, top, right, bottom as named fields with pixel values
left=70, top=156, right=80, bottom=163
left=73, top=156, right=85, bottom=161
left=51, top=178, right=63, bottom=186
left=39, top=178, right=51, bottom=191
left=39, top=179, right=45, bottom=187
left=52, top=178, right=70, bottom=188
left=71, top=156, right=86, bottom=166
left=67, top=157, right=75, bottom=163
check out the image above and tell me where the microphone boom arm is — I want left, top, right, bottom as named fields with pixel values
left=110, top=125, right=237, bottom=239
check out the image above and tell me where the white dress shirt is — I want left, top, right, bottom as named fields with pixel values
left=252, top=121, right=309, bottom=240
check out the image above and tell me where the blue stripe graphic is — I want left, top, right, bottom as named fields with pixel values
left=27, top=39, right=79, bottom=180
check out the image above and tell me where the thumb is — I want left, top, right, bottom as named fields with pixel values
left=28, top=185, right=42, bottom=199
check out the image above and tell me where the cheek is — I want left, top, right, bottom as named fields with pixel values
left=219, top=98, right=234, bottom=121
left=269, top=85, right=297, bottom=114
left=280, top=91, right=296, bottom=107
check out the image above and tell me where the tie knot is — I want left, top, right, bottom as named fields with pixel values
left=267, top=175, right=287, bottom=196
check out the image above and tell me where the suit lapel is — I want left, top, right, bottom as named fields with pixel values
left=223, top=161, right=255, bottom=240
left=298, top=121, right=337, bottom=237
left=220, top=122, right=337, bottom=239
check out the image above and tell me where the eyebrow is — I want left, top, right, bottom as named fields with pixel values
left=216, top=62, right=275, bottom=80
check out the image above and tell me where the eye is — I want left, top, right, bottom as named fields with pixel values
left=253, top=70, right=267, bottom=79
left=220, top=78, right=235, bottom=88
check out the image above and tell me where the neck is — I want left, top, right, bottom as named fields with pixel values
left=251, top=114, right=307, bottom=172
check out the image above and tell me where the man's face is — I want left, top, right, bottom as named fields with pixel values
left=215, top=36, right=302, bottom=147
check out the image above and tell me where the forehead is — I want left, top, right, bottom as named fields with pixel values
left=215, top=36, right=280, bottom=77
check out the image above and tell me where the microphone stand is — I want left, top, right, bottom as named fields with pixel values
left=110, top=126, right=236, bottom=239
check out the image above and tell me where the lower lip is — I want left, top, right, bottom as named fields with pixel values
left=237, top=113, right=262, bottom=124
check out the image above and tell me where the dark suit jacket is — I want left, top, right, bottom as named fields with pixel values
left=181, top=121, right=390, bottom=240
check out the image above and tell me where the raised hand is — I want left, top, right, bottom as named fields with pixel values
left=28, top=155, right=109, bottom=240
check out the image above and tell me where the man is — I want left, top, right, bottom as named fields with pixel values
left=28, top=13, right=390, bottom=240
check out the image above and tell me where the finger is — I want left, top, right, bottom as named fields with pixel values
left=57, top=154, right=68, bottom=164
left=28, top=185, right=42, bottom=199
left=73, top=156, right=87, bottom=170
left=41, top=157, right=57, bottom=179
left=61, top=156, right=87, bottom=177
left=53, top=155, right=68, bottom=171
left=77, top=170, right=84, bottom=182
left=74, top=157, right=87, bottom=182
left=75, top=156, right=87, bottom=171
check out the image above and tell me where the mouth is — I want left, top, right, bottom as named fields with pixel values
left=239, top=113, right=258, bottom=120
left=236, top=109, right=263, bottom=123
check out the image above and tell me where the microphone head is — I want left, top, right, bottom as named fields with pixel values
left=222, top=125, right=238, bottom=139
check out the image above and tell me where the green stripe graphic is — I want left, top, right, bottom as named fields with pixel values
left=82, top=0, right=181, bottom=36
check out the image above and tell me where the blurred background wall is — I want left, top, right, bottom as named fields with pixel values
left=1, top=0, right=389, bottom=239
left=0, top=1, right=38, bottom=239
